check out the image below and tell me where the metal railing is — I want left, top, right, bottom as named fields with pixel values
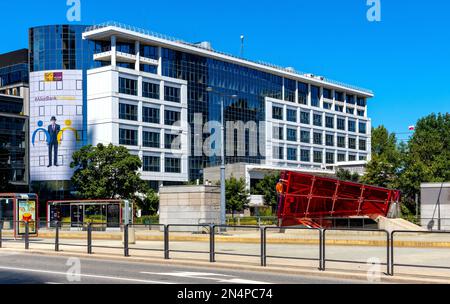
left=2, top=221, right=450, bottom=277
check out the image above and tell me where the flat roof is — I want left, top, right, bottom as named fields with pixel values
left=0, top=49, right=28, bottom=69
left=83, top=22, right=374, bottom=97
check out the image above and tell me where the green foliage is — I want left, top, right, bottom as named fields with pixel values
left=336, top=169, right=360, bottom=183
left=251, top=173, right=280, bottom=210
left=70, top=143, right=149, bottom=202
left=225, top=176, right=250, bottom=215
left=135, top=190, right=160, bottom=216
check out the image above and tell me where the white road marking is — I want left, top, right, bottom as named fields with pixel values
left=141, top=271, right=269, bottom=284
left=0, top=266, right=174, bottom=284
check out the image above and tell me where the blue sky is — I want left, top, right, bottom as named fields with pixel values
left=1, top=0, right=449, bottom=139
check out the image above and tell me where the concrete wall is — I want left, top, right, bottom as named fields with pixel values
left=159, top=185, right=221, bottom=232
left=421, top=183, right=450, bottom=231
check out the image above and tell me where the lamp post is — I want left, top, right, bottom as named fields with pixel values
left=206, top=87, right=238, bottom=227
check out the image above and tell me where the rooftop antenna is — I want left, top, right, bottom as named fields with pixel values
left=240, top=35, right=245, bottom=58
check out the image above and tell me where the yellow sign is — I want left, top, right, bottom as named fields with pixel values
left=44, top=72, right=63, bottom=82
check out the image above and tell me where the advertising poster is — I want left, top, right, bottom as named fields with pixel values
left=29, top=70, right=85, bottom=182
left=17, top=200, right=37, bottom=235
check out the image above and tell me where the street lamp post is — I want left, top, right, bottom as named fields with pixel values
left=206, top=87, right=237, bottom=228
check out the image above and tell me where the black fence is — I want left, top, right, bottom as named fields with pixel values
left=1, top=220, right=450, bottom=277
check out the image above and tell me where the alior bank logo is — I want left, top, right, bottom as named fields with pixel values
left=32, top=119, right=81, bottom=146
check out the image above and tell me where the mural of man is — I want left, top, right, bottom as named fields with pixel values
left=47, top=116, right=61, bottom=167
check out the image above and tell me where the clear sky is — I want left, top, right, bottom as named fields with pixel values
left=1, top=0, right=449, bottom=140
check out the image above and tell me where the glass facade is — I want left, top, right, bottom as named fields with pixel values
left=0, top=63, right=28, bottom=88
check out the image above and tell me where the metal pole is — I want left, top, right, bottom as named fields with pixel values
left=261, top=227, right=266, bottom=267
left=55, top=221, right=60, bottom=252
left=321, top=229, right=326, bottom=271
left=386, top=231, right=390, bottom=275
left=210, top=225, right=215, bottom=263
left=124, top=224, right=129, bottom=257
left=25, top=222, right=29, bottom=250
left=164, top=225, right=170, bottom=259
left=220, top=96, right=226, bottom=229
left=0, top=221, right=2, bottom=249
left=87, top=223, right=92, bottom=254
left=390, top=232, right=395, bottom=276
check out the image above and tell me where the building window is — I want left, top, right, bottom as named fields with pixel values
left=349, top=138, right=357, bottom=150
left=335, top=91, right=344, bottom=102
left=165, top=133, right=181, bottom=150
left=287, top=109, right=297, bottom=122
left=56, top=81, right=63, bottom=90
left=164, top=86, right=181, bottom=103
left=349, top=154, right=357, bottom=161
left=311, top=85, right=320, bottom=107
left=360, top=155, right=368, bottom=161
left=346, top=107, right=355, bottom=115
left=346, top=94, right=355, bottom=105
left=325, top=116, right=334, bottom=129
left=140, top=64, right=158, bottom=74
left=357, top=97, right=366, bottom=107
left=338, top=153, right=346, bottom=162
left=348, top=120, right=356, bottom=132
left=323, top=102, right=332, bottom=110
left=143, top=82, right=160, bottom=99
left=39, top=81, right=45, bottom=91
left=326, top=152, right=335, bottom=164
left=165, top=158, right=181, bottom=173
left=337, top=136, right=346, bottom=148
left=323, top=88, right=332, bottom=100
left=359, top=139, right=367, bottom=151
left=143, top=156, right=160, bottom=172
left=359, top=122, right=367, bottom=134
left=57, top=105, right=63, bottom=115
left=76, top=80, right=83, bottom=90
left=39, top=106, right=45, bottom=116
left=143, top=107, right=160, bottom=124
left=357, top=110, right=365, bottom=117
left=273, top=146, right=284, bottom=160
left=301, top=149, right=310, bottom=162
left=143, top=131, right=160, bottom=148
left=287, top=147, right=297, bottom=161
left=140, top=45, right=158, bottom=59
left=272, top=106, right=283, bottom=120
left=313, top=132, right=323, bottom=145
left=335, top=105, right=344, bottom=112
left=313, top=151, right=323, bottom=163
left=298, top=82, right=308, bottom=105
left=284, top=78, right=296, bottom=102
left=76, top=105, right=83, bottom=116
left=273, top=126, right=284, bottom=140
left=325, top=134, right=334, bottom=147
left=287, top=128, right=297, bottom=142
left=301, top=130, right=310, bottom=143
left=313, top=114, right=322, bottom=127
left=119, top=103, right=138, bottom=121
left=300, top=111, right=310, bottom=125
left=164, top=110, right=181, bottom=125
left=337, top=118, right=346, bottom=130
left=39, top=156, right=46, bottom=167
left=119, top=129, right=138, bottom=146
left=119, top=77, right=137, bottom=96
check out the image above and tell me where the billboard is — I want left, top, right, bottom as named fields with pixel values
left=29, top=70, right=85, bottom=182
left=16, top=199, right=37, bottom=235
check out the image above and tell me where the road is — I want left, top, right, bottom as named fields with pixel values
left=0, top=252, right=367, bottom=284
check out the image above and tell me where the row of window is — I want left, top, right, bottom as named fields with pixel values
left=119, top=77, right=181, bottom=103
left=273, top=106, right=367, bottom=133
left=142, top=156, right=181, bottom=173
left=38, top=79, right=83, bottom=91
left=293, top=82, right=367, bottom=107
left=37, top=105, right=83, bottom=116
left=272, top=126, right=367, bottom=151
left=119, top=103, right=181, bottom=125
left=273, top=147, right=367, bottom=164
left=119, top=128, right=181, bottom=150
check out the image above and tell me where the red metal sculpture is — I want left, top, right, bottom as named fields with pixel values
left=276, top=171, right=401, bottom=228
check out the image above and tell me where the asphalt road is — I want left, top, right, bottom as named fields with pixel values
left=0, top=252, right=368, bottom=284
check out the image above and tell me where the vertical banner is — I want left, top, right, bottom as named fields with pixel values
left=29, top=70, right=85, bottom=182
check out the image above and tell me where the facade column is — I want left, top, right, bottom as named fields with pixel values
left=111, top=35, right=117, bottom=67
left=135, top=41, right=140, bottom=71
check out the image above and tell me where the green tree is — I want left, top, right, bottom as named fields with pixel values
left=251, top=173, right=280, bottom=211
left=135, top=189, right=160, bottom=216
left=397, top=113, right=450, bottom=212
left=336, top=169, right=360, bottom=183
left=361, top=125, right=401, bottom=188
left=225, top=176, right=250, bottom=216
left=70, top=144, right=148, bottom=201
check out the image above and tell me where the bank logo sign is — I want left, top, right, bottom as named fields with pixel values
left=29, top=70, right=85, bottom=182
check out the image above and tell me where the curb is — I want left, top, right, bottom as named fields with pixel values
left=1, top=247, right=449, bottom=284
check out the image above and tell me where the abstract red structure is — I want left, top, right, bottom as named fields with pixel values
left=276, top=171, right=401, bottom=228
